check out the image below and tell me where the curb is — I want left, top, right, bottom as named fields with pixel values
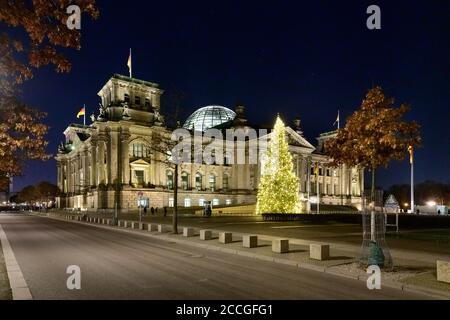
left=40, top=214, right=450, bottom=300
left=0, top=225, right=33, bottom=300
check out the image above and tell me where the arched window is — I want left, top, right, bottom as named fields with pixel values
left=181, top=172, right=189, bottom=190
left=223, top=174, right=229, bottom=191
left=195, top=172, right=202, bottom=190
left=209, top=174, right=216, bottom=192
left=166, top=171, right=173, bottom=190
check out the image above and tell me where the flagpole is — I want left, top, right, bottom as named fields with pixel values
left=129, top=48, right=132, bottom=78
left=83, top=104, right=86, bottom=126
left=410, top=149, right=414, bottom=214
left=337, top=110, right=340, bottom=129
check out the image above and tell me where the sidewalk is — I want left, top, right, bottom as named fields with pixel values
left=42, top=212, right=450, bottom=299
left=0, top=234, right=12, bottom=300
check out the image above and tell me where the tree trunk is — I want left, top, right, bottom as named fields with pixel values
left=371, top=167, right=376, bottom=203
left=173, top=164, right=178, bottom=234
left=370, top=166, right=376, bottom=242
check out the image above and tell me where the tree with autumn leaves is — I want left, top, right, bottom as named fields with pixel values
left=0, top=1, right=99, bottom=191
left=326, top=87, right=421, bottom=202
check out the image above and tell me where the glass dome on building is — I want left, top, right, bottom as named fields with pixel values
left=183, top=105, right=236, bottom=132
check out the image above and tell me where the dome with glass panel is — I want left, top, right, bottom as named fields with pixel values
left=183, top=105, right=236, bottom=132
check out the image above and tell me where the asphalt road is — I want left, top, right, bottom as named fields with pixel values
left=0, top=213, right=430, bottom=300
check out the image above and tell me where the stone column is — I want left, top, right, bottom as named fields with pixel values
left=121, top=131, right=131, bottom=185
left=74, top=155, right=79, bottom=194
left=89, top=141, right=97, bottom=187
left=299, top=157, right=305, bottom=193
left=82, top=149, right=89, bottom=189
left=109, top=129, right=120, bottom=185
left=66, top=160, right=72, bottom=194
left=56, top=161, right=62, bottom=191
left=97, top=136, right=107, bottom=185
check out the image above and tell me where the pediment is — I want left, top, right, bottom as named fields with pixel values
left=130, top=159, right=150, bottom=166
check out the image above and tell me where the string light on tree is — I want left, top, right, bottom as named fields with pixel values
left=256, top=116, right=301, bottom=214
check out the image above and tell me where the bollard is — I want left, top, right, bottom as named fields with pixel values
left=183, top=227, right=195, bottom=237
left=148, top=224, right=158, bottom=232
left=158, top=225, right=166, bottom=233
left=310, top=243, right=330, bottom=261
left=219, top=232, right=232, bottom=244
left=200, top=230, right=213, bottom=240
left=243, top=235, right=258, bottom=248
left=272, top=239, right=289, bottom=253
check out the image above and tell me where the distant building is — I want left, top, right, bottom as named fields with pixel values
left=0, top=177, right=14, bottom=204
left=56, top=74, right=363, bottom=212
left=384, top=194, right=400, bottom=213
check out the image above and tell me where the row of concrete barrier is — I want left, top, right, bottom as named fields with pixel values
left=54, top=214, right=332, bottom=261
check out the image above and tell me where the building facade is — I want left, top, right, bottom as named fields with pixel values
left=56, top=74, right=363, bottom=212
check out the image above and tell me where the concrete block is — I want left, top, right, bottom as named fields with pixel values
left=310, top=243, right=330, bottom=261
left=106, top=219, right=111, bottom=225
left=148, top=224, right=158, bottom=232
left=118, top=220, right=124, bottom=227
left=183, top=227, right=195, bottom=237
left=272, top=239, right=289, bottom=253
left=131, top=222, right=139, bottom=229
left=243, top=235, right=258, bottom=248
left=437, top=260, right=450, bottom=284
left=139, top=222, right=145, bottom=230
left=219, top=232, right=232, bottom=244
left=158, top=225, right=166, bottom=233
left=200, top=230, right=212, bottom=240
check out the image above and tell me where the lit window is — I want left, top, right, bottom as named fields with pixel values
left=212, top=198, right=219, bottom=206
left=209, top=174, right=216, bottom=191
left=166, top=171, right=173, bottom=190
left=199, top=199, right=205, bottom=207
left=168, top=198, right=174, bottom=207
left=226, top=199, right=232, bottom=205
left=184, top=198, right=191, bottom=207
left=195, top=173, right=202, bottom=190
left=181, top=172, right=189, bottom=190
left=223, top=174, right=229, bottom=191
left=134, top=170, right=144, bottom=185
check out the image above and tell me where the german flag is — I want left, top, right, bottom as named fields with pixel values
left=314, top=162, right=319, bottom=176
left=76, top=107, right=85, bottom=119
left=408, top=145, right=414, bottom=164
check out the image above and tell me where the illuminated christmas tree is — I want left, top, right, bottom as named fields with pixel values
left=256, top=116, right=301, bottom=214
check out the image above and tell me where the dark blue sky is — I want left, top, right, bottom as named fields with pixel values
left=14, top=0, right=450, bottom=191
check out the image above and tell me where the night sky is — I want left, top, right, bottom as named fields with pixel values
left=14, top=0, right=450, bottom=192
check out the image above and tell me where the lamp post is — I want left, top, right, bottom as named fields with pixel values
left=409, top=146, right=414, bottom=214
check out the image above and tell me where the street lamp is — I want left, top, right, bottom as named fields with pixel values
left=426, top=200, right=436, bottom=207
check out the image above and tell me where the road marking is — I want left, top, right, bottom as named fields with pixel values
left=0, top=224, right=33, bottom=300
left=271, top=224, right=360, bottom=229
